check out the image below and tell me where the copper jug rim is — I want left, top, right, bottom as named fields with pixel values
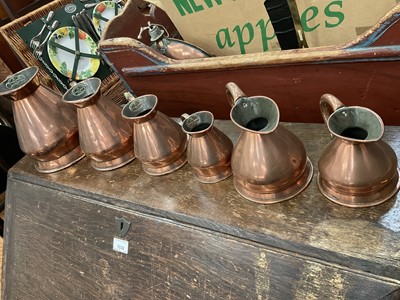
left=0, top=66, right=40, bottom=100
left=234, top=158, right=314, bottom=204
left=226, top=83, right=280, bottom=134
left=229, top=96, right=280, bottom=134
left=62, top=78, right=101, bottom=107
left=35, top=147, right=85, bottom=173
left=121, top=94, right=158, bottom=123
left=181, top=110, right=214, bottom=136
left=317, top=168, right=400, bottom=207
left=327, top=105, right=384, bottom=143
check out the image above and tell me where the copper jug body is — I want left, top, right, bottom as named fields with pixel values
left=181, top=111, right=233, bottom=183
left=62, top=78, right=135, bottom=171
left=121, top=94, right=187, bottom=175
left=0, top=66, right=84, bottom=173
left=318, top=94, right=399, bottom=207
left=226, top=82, right=313, bottom=203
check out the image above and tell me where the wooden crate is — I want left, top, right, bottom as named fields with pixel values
left=0, top=0, right=127, bottom=105
left=2, top=121, right=400, bottom=299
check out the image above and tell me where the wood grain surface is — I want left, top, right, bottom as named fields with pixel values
left=3, top=121, right=400, bottom=299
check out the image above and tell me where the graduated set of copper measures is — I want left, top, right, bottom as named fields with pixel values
left=0, top=66, right=399, bottom=208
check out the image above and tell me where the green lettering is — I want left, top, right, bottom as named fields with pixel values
left=233, top=23, right=254, bottom=54
left=172, top=0, right=193, bottom=16
left=204, top=0, right=222, bottom=8
left=324, top=1, right=344, bottom=28
left=256, top=19, right=276, bottom=52
left=216, top=28, right=235, bottom=49
left=301, top=6, right=320, bottom=32
left=188, top=0, right=204, bottom=12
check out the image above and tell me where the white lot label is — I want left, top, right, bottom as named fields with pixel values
left=113, top=237, right=129, bottom=254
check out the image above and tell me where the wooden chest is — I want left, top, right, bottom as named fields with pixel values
left=2, top=121, right=400, bottom=299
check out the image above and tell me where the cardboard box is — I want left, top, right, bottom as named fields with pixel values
left=154, top=0, right=399, bottom=56
left=296, top=0, right=399, bottom=47
left=157, top=0, right=280, bottom=56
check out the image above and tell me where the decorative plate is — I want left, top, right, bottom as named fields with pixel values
left=92, top=1, right=123, bottom=36
left=47, top=26, right=100, bottom=80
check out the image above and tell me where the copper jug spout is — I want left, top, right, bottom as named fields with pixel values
left=181, top=111, right=233, bottom=183
left=0, top=66, right=84, bottom=173
left=318, top=94, right=399, bottom=207
left=121, top=94, right=187, bottom=175
left=226, top=82, right=313, bottom=203
left=62, top=78, right=135, bottom=171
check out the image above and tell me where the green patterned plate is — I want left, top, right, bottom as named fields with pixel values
left=47, top=26, right=100, bottom=81
left=92, top=1, right=123, bottom=37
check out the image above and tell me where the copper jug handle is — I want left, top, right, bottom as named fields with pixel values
left=180, top=113, right=190, bottom=126
left=124, top=92, right=136, bottom=102
left=226, top=82, right=246, bottom=107
left=180, top=113, right=190, bottom=122
left=320, top=94, right=345, bottom=125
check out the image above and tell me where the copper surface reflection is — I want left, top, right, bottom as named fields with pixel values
left=181, top=111, right=233, bottom=183
left=318, top=94, right=400, bottom=207
left=62, top=78, right=135, bottom=171
left=0, top=66, right=84, bottom=173
left=122, top=94, right=187, bottom=175
left=226, top=82, right=313, bottom=203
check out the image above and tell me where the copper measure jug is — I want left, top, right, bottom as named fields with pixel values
left=62, top=78, right=135, bottom=171
left=318, top=94, right=399, bottom=207
left=0, top=66, right=84, bottom=173
left=181, top=111, right=233, bottom=183
left=226, top=82, right=313, bottom=203
left=121, top=94, right=187, bottom=175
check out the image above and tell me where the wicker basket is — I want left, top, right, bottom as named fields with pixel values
left=0, top=0, right=127, bottom=105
